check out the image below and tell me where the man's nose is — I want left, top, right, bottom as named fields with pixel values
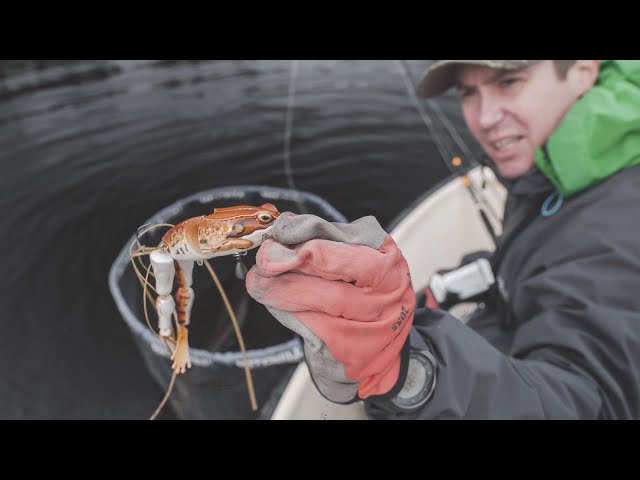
left=478, top=96, right=504, bottom=130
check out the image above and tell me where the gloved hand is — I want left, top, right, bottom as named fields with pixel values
left=245, top=213, right=415, bottom=403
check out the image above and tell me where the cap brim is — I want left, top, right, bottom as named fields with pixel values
left=417, top=60, right=492, bottom=98
left=417, top=60, right=540, bottom=98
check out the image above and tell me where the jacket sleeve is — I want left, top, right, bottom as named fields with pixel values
left=366, top=216, right=640, bottom=419
left=366, top=306, right=602, bottom=420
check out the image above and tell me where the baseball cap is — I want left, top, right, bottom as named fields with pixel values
left=417, top=60, right=541, bottom=97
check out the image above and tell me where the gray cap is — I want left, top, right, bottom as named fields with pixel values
left=417, top=60, right=541, bottom=97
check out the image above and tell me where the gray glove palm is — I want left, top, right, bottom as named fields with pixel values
left=246, top=213, right=416, bottom=403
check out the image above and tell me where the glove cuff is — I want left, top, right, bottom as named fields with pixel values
left=357, top=335, right=412, bottom=403
left=304, top=342, right=360, bottom=404
left=305, top=337, right=413, bottom=406
left=364, top=325, right=438, bottom=414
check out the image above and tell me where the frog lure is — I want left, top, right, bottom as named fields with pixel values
left=129, top=203, right=281, bottom=375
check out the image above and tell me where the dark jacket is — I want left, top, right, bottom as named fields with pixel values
left=367, top=164, right=640, bottom=419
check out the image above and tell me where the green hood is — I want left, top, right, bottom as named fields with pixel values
left=535, top=60, right=640, bottom=197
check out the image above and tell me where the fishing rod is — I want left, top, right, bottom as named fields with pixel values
left=282, top=60, right=501, bottom=245
left=396, top=60, right=500, bottom=247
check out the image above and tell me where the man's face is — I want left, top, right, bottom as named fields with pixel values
left=456, top=61, right=583, bottom=179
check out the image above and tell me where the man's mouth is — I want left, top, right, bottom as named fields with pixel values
left=491, top=136, right=522, bottom=151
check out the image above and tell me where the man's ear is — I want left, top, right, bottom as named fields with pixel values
left=568, top=60, right=601, bottom=97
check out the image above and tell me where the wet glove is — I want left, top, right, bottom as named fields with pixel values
left=245, top=213, right=415, bottom=403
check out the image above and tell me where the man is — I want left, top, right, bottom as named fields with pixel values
left=246, top=60, right=640, bottom=419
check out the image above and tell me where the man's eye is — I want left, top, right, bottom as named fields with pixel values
left=501, top=77, right=520, bottom=86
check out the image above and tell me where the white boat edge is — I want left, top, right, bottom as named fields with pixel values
left=270, top=166, right=507, bottom=420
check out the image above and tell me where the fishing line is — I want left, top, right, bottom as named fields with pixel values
left=396, top=60, right=459, bottom=169
left=396, top=60, right=500, bottom=245
left=283, top=60, right=299, bottom=192
left=283, top=60, right=307, bottom=214
left=425, top=91, right=477, bottom=163
left=404, top=61, right=503, bottom=227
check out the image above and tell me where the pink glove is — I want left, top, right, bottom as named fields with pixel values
left=245, top=213, right=415, bottom=402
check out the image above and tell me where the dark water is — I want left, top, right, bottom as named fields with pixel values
left=0, top=60, right=480, bottom=419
